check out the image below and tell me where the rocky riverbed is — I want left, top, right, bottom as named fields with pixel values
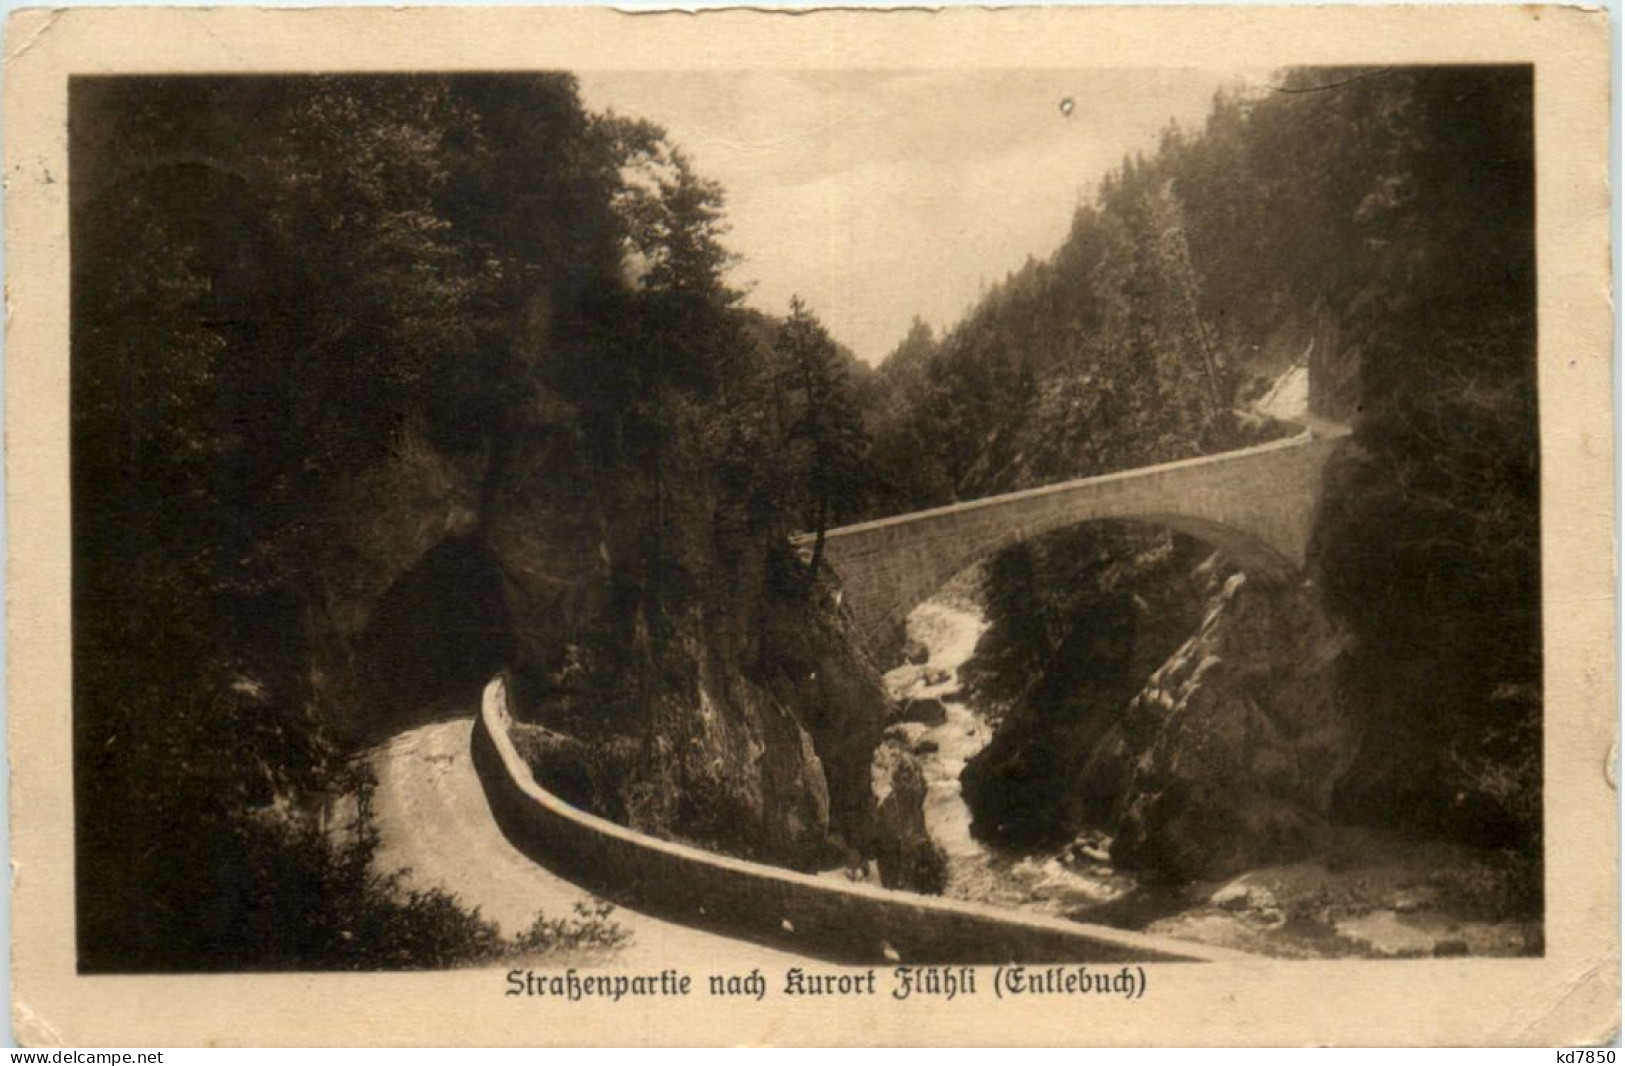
left=876, top=596, right=1145, bottom=919
left=872, top=585, right=1541, bottom=959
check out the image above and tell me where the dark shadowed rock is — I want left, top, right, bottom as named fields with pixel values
left=901, top=638, right=930, bottom=665
left=959, top=529, right=1214, bottom=850
left=897, top=697, right=947, bottom=726
left=304, top=430, right=489, bottom=739
left=478, top=431, right=896, bottom=873
left=508, top=722, right=601, bottom=812
left=1111, top=573, right=1355, bottom=881
left=884, top=721, right=926, bottom=744
left=871, top=744, right=948, bottom=893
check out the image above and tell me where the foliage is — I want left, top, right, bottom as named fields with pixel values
left=772, top=296, right=874, bottom=576
left=866, top=67, right=1539, bottom=859
left=73, top=64, right=1542, bottom=962
left=78, top=750, right=628, bottom=971
left=861, top=189, right=1293, bottom=511
left=73, top=73, right=898, bottom=967
left=1253, top=69, right=1539, bottom=850
left=960, top=526, right=1215, bottom=848
left=509, top=901, right=633, bottom=961
left=74, top=74, right=611, bottom=969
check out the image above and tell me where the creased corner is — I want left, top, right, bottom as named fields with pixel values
left=13, top=997, right=66, bottom=1049
left=5, top=9, right=62, bottom=67
left=1508, top=956, right=1623, bottom=1047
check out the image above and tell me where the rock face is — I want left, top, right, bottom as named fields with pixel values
left=870, top=742, right=949, bottom=892
left=1110, top=572, right=1356, bottom=881
left=308, top=415, right=907, bottom=878
left=305, top=430, right=497, bottom=739
left=619, top=656, right=835, bottom=866
left=958, top=537, right=1355, bottom=885
left=507, top=722, right=603, bottom=811
left=483, top=415, right=935, bottom=874
left=959, top=534, right=1214, bottom=850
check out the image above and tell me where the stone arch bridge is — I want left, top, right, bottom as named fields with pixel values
left=795, top=427, right=1350, bottom=654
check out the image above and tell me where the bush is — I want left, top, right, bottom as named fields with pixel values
left=510, top=900, right=633, bottom=960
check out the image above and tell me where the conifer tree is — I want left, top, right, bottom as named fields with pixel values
left=774, top=296, right=872, bottom=581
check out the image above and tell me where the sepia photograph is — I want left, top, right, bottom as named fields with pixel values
left=6, top=4, right=1615, bottom=1047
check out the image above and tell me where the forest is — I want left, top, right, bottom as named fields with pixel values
left=861, top=66, right=1539, bottom=913
left=71, top=66, right=1540, bottom=969
left=72, top=75, right=884, bottom=969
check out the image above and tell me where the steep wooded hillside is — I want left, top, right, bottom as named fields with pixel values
left=72, top=75, right=904, bottom=970
left=863, top=67, right=1539, bottom=888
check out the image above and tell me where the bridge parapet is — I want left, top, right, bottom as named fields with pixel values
left=799, top=428, right=1349, bottom=654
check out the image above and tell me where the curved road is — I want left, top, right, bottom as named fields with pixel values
left=366, top=715, right=804, bottom=965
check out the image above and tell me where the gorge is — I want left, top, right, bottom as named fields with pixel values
left=71, top=65, right=1542, bottom=971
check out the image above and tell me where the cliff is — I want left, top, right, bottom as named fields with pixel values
left=1111, top=568, right=1355, bottom=880
left=957, top=536, right=1358, bottom=884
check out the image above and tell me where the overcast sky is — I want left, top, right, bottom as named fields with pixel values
left=578, top=69, right=1260, bottom=365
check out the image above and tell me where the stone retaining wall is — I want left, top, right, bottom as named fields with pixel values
left=472, top=677, right=1239, bottom=965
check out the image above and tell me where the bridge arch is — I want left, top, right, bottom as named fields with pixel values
left=799, top=430, right=1347, bottom=656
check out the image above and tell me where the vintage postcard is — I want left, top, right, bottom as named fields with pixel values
left=4, top=3, right=1616, bottom=1047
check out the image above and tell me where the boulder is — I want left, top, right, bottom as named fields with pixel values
left=884, top=721, right=927, bottom=744
left=901, top=639, right=930, bottom=665
left=1212, top=881, right=1277, bottom=914
left=896, top=697, right=947, bottom=726
left=870, top=749, right=948, bottom=892
left=1065, top=834, right=1113, bottom=866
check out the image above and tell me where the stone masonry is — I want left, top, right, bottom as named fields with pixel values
left=797, top=429, right=1349, bottom=653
